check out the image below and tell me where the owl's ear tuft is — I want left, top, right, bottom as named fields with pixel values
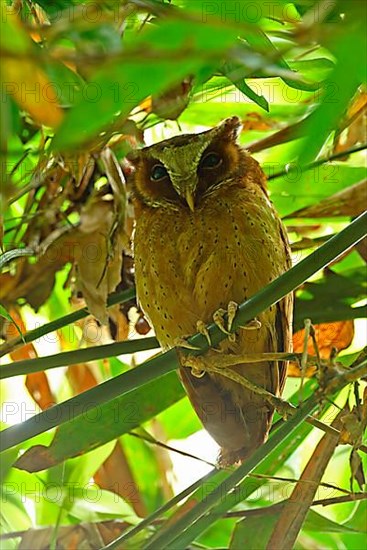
left=218, top=116, right=242, bottom=141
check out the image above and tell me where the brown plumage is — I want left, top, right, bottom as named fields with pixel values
left=129, top=117, right=293, bottom=465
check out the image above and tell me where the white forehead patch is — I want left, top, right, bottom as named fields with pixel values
left=154, top=138, right=210, bottom=177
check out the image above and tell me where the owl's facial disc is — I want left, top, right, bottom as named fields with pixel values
left=130, top=117, right=243, bottom=210
left=151, top=137, right=211, bottom=208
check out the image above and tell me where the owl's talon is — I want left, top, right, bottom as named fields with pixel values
left=213, top=308, right=231, bottom=335
left=227, top=301, right=238, bottom=332
left=241, top=317, right=262, bottom=330
left=196, top=320, right=211, bottom=346
left=213, top=302, right=238, bottom=341
left=191, top=367, right=206, bottom=378
left=173, top=337, right=200, bottom=350
left=183, top=356, right=207, bottom=378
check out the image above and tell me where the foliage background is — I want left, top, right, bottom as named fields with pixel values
left=0, top=0, right=366, bottom=548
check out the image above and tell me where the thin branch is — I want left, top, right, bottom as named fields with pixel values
left=250, top=473, right=352, bottom=496
left=0, top=288, right=139, bottom=358
left=313, top=493, right=367, bottom=507
left=219, top=491, right=367, bottom=518
left=0, top=247, right=36, bottom=269
left=128, top=431, right=216, bottom=468
left=268, top=143, right=367, bottom=181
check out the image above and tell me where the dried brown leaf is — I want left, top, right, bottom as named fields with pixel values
left=333, top=90, right=367, bottom=159
left=350, top=450, right=366, bottom=489
left=15, top=444, right=56, bottom=472
left=288, top=320, right=355, bottom=377
left=26, top=372, right=56, bottom=410
left=141, top=77, right=193, bottom=120
left=94, top=442, right=147, bottom=518
left=75, top=194, right=125, bottom=324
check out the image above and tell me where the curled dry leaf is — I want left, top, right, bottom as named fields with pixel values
left=288, top=320, right=355, bottom=377
left=241, top=112, right=273, bottom=131
left=5, top=308, right=56, bottom=409
left=74, top=194, right=126, bottom=324
left=340, top=387, right=367, bottom=447
left=333, top=90, right=367, bottom=159
left=17, top=520, right=133, bottom=550
left=73, top=148, right=129, bottom=324
left=140, top=77, right=194, bottom=120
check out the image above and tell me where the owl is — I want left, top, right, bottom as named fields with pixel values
left=129, top=117, right=293, bottom=465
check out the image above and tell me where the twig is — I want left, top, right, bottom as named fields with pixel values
left=128, top=431, right=216, bottom=468
left=0, top=247, right=35, bottom=269
left=268, top=143, right=367, bottom=181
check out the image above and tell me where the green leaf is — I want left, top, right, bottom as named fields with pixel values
left=69, top=488, right=140, bottom=523
left=230, top=512, right=279, bottom=549
left=44, top=62, right=85, bottom=108
left=298, top=29, right=366, bottom=163
left=268, top=165, right=366, bottom=217
left=294, top=267, right=367, bottom=330
left=304, top=509, right=364, bottom=534
left=52, top=19, right=239, bottom=150
left=288, top=58, right=335, bottom=84
left=344, top=500, right=367, bottom=533
left=14, top=372, right=185, bottom=471
left=226, top=71, right=269, bottom=110
left=244, top=28, right=318, bottom=91
left=155, top=396, right=202, bottom=439
left=229, top=507, right=361, bottom=549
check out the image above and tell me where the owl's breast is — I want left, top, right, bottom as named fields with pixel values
left=134, top=185, right=289, bottom=348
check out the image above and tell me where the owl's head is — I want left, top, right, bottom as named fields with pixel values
left=128, top=116, right=266, bottom=211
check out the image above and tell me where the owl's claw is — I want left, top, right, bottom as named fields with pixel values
left=241, top=317, right=262, bottom=330
left=227, top=300, right=238, bottom=332
left=183, top=355, right=207, bottom=378
left=213, top=301, right=238, bottom=342
left=173, top=337, right=200, bottom=351
left=196, top=320, right=211, bottom=346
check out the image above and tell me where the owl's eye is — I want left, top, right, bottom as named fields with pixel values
left=151, top=164, right=168, bottom=181
left=200, top=152, right=222, bottom=169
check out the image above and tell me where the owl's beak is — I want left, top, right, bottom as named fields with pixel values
left=185, top=190, right=195, bottom=212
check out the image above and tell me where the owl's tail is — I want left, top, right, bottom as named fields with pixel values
left=179, top=364, right=275, bottom=467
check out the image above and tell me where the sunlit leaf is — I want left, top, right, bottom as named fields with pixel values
left=14, top=372, right=184, bottom=472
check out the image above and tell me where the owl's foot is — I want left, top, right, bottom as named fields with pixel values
left=213, top=301, right=238, bottom=342
left=182, top=353, right=290, bottom=414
